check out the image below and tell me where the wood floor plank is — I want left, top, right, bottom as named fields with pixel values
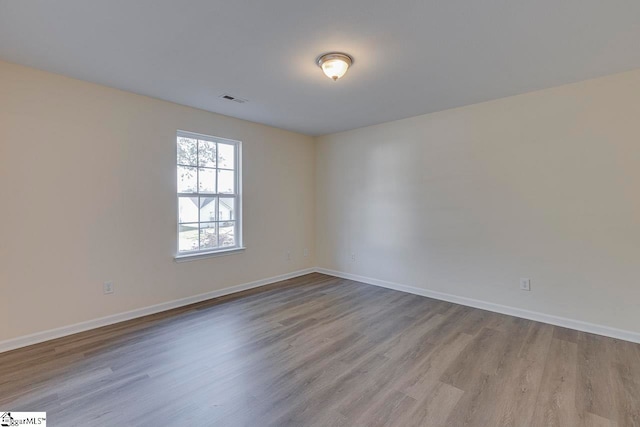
left=404, top=381, right=464, bottom=427
left=610, top=339, right=640, bottom=426
left=1, top=273, right=639, bottom=426
left=486, top=323, right=551, bottom=426
left=440, top=327, right=507, bottom=390
left=576, top=332, right=617, bottom=421
left=584, top=413, right=619, bottom=427
left=530, top=338, right=579, bottom=427
left=401, top=331, right=475, bottom=399
left=355, top=389, right=417, bottom=427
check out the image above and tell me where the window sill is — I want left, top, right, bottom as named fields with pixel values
left=174, top=247, right=246, bottom=263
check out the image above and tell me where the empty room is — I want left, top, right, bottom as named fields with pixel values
left=1, top=1, right=639, bottom=426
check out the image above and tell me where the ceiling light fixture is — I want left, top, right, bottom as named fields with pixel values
left=316, top=52, right=353, bottom=81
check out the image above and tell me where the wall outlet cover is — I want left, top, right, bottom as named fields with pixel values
left=103, top=281, right=114, bottom=294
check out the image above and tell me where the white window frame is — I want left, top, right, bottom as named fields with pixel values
left=175, top=130, right=243, bottom=261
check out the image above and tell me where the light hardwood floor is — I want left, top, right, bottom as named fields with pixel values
left=1, top=273, right=639, bottom=426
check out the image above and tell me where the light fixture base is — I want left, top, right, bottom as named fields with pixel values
left=316, top=52, right=353, bottom=68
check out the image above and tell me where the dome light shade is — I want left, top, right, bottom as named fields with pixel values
left=317, top=53, right=353, bottom=81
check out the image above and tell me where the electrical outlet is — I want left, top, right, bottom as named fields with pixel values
left=519, top=278, right=531, bottom=291
left=103, top=281, right=114, bottom=295
left=303, top=248, right=309, bottom=257
left=286, top=251, right=291, bottom=261
left=350, top=253, right=356, bottom=262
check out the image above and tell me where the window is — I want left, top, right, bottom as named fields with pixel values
left=176, top=131, right=242, bottom=256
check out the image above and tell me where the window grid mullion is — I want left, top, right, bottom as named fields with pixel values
left=196, top=141, right=201, bottom=251
left=178, top=192, right=234, bottom=197
left=217, top=197, right=221, bottom=247
left=215, top=142, right=220, bottom=194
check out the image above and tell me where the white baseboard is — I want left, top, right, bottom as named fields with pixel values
left=0, top=268, right=316, bottom=354
left=3, top=266, right=638, bottom=353
left=316, top=267, right=640, bottom=344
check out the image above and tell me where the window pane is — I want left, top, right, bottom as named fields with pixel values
left=177, top=137, right=198, bottom=166
left=179, top=224, right=199, bottom=252
left=178, top=197, right=199, bottom=223
left=198, top=140, right=216, bottom=168
left=198, top=168, right=216, bottom=193
left=200, top=197, right=217, bottom=222
left=218, top=197, right=235, bottom=221
left=177, top=133, right=240, bottom=255
left=218, top=143, right=235, bottom=169
left=200, top=222, right=218, bottom=250
left=217, top=169, right=235, bottom=194
left=219, top=221, right=236, bottom=247
left=177, top=166, right=198, bottom=193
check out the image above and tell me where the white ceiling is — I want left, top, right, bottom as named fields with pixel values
left=1, top=1, right=640, bottom=136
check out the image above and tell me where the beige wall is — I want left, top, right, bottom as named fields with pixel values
left=2, top=59, right=640, bottom=344
left=316, top=70, right=640, bottom=333
left=0, top=61, right=315, bottom=342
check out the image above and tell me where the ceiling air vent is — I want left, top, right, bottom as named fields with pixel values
left=219, top=94, right=248, bottom=104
